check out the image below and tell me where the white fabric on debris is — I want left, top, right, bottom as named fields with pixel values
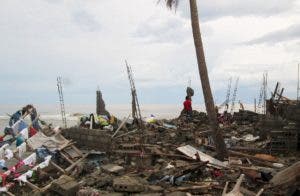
left=16, top=170, right=33, bottom=183
left=103, top=125, right=113, bottom=131
left=33, top=155, right=52, bottom=170
left=4, top=149, right=13, bottom=160
left=16, top=155, right=52, bottom=183
left=11, top=127, right=66, bottom=183
left=0, top=144, right=9, bottom=159
left=17, top=142, right=27, bottom=158
left=20, top=128, right=28, bottom=140
left=23, top=153, right=36, bottom=166
left=11, top=119, right=27, bottom=134
left=0, top=186, right=7, bottom=192
left=231, top=134, right=260, bottom=142
left=27, top=132, right=69, bottom=151
left=0, top=159, right=6, bottom=169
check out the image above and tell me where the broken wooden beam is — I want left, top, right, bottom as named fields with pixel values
left=50, top=161, right=66, bottom=174
left=169, top=184, right=212, bottom=192
left=60, top=151, right=74, bottom=164
left=25, top=181, right=41, bottom=192
left=66, top=153, right=89, bottom=174
left=112, top=115, right=130, bottom=138
left=270, top=161, right=300, bottom=188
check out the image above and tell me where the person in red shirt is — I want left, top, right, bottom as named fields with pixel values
left=183, top=96, right=192, bottom=122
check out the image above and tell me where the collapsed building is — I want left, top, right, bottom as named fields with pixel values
left=1, top=75, right=299, bottom=195
left=58, top=82, right=300, bottom=195
left=60, top=107, right=300, bottom=196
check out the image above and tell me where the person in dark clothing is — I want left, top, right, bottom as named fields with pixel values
left=183, top=96, right=192, bottom=122
left=30, top=107, right=41, bottom=130
left=9, top=105, right=41, bottom=130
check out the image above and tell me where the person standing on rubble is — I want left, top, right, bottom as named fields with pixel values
left=183, top=96, right=193, bottom=122
left=9, top=105, right=30, bottom=126
left=9, top=104, right=41, bottom=130
left=29, top=106, right=41, bottom=130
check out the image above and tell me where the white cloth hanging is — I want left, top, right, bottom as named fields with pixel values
left=0, top=159, right=6, bottom=169
left=20, top=128, right=28, bottom=140
left=16, top=170, right=33, bottom=183
left=17, top=142, right=27, bottom=158
left=33, top=155, right=52, bottom=170
left=0, top=186, right=7, bottom=192
left=12, top=119, right=28, bottom=134
left=16, top=155, right=52, bottom=183
left=23, top=153, right=36, bottom=166
left=4, top=149, right=13, bottom=160
left=0, top=144, right=9, bottom=159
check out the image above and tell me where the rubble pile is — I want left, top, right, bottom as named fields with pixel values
left=233, top=110, right=259, bottom=125
left=61, top=110, right=299, bottom=196
left=1, top=108, right=299, bottom=196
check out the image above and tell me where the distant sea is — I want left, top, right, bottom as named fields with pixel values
left=0, top=103, right=255, bottom=131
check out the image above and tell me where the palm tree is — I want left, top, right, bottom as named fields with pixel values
left=165, top=0, right=228, bottom=159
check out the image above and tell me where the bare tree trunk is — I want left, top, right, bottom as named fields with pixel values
left=189, top=0, right=228, bottom=160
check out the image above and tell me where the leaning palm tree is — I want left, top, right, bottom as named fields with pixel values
left=165, top=0, right=228, bottom=159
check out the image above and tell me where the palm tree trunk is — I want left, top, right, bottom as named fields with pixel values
left=189, top=0, right=228, bottom=160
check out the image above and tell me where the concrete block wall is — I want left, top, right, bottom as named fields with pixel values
left=62, top=127, right=112, bottom=152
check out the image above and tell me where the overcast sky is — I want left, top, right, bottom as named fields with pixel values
left=0, top=0, right=299, bottom=106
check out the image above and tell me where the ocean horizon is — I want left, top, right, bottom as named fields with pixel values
left=0, top=103, right=256, bottom=131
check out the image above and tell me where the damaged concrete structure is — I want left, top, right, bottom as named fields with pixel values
left=96, top=89, right=110, bottom=117
left=62, top=127, right=112, bottom=152
left=265, top=91, right=300, bottom=152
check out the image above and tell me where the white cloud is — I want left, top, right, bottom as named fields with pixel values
left=246, top=24, right=300, bottom=44
left=176, top=0, right=298, bottom=21
left=0, top=0, right=299, bottom=105
left=71, top=10, right=101, bottom=32
left=134, top=12, right=189, bottom=43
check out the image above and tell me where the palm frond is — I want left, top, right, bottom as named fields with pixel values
left=166, top=0, right=179, bottom=9
left=157, top=0, right=179, bottom=10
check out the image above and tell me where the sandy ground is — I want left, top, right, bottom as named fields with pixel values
left=0, top=104, right=185, bottom=132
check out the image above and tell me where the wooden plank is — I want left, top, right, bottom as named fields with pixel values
left=5, top=191, right=15, bottom=196
left=63, top=147, right=80, bottom=159
left=71, top=145, right=83, bottom=157
left=169, top=185, right=211, bottom=192
left=114, top=129, right=138, bottom=139
left=25, top=181, right=41, bottom=191
left=66, top=153, right=89, bottom=173
left=270, top=161, right=300, bottom=187
left=60, top=151, right=74, bottom=164
left=40, top=182, right=52, bottom=192
left=50, top=161, right=66, bottom=174
left=58, top=141, right=71, bottom=151
left=112, top=115, right=130, bottom=138
left=228, top=150, right=283, bottom=168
